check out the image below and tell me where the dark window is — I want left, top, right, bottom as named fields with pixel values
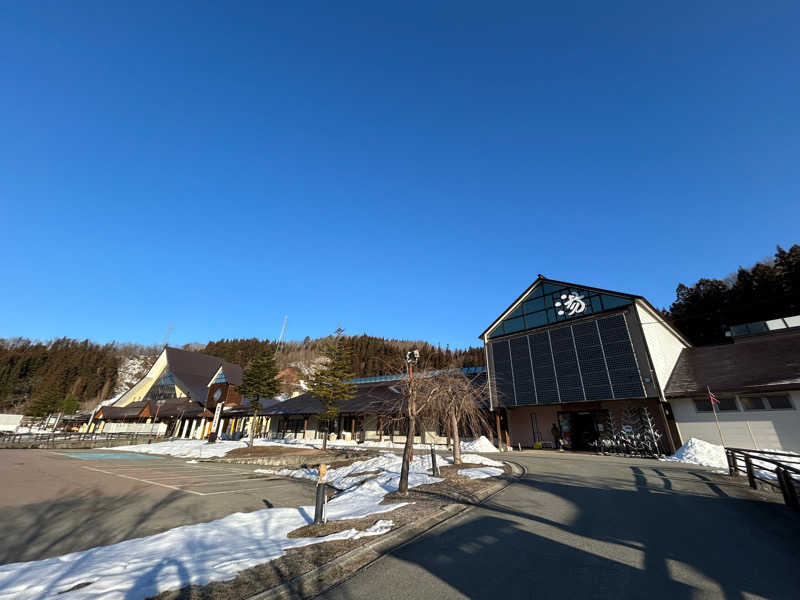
left=523, top=297, right=545, bottom=313
left=717, top=397, right=738, bottom=411
left=767, top=395, right=793, bottom=410
left=740, top=396, right=766, bottom=410
left=489, top=324, right=505, bottom=338
left=525, top=312, right=547, bottom=329
left=599, top=295, right=631, bottom=310
left=741, top=395, right=793, bottom=410
left=694, top=398, right=712, bottom=412
left=504, top=316, right=525, bottom=334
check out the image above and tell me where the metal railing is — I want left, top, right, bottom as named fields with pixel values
left=726, top=447, right=800, bottom=511
left=0, top=431, right=162, bottom=447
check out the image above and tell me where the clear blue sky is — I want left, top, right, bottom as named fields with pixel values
left=2, top=2, right=798, bottom=350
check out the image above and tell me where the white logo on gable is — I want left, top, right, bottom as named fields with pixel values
left=555, top=293, right=586, bottom=317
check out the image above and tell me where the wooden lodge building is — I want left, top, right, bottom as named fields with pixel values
left=481, top=276, right=800, bottom=453
left=90, top=346, right=244, bottom=437
left=481, top=276, right=688, bottom=454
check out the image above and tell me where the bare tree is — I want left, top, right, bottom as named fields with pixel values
left=388, top=360, right=492, bottom=493
left=424, top=370, right=490, bottom=465
left=387, top=353, right=442, bottom=496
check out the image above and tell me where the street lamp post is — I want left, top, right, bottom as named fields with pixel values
left=405, top=349, right=419, bottom=461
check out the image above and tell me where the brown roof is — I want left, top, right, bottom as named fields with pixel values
left=164, top=346, right=243, bottom=404
left=97, top=402, right=147, bottom=420
left=262, top=381, right=404, bottom=416
left=665, top=331, right=800, bottom=397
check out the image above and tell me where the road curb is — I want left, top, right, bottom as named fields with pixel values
left=246, top=460, right=523, bottom=600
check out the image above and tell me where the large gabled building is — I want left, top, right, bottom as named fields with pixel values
left=115, top=346, right=243, bottom=408
left=480, top=276, right=690, bottom=453
left=93, top=346, right=244, bottom=437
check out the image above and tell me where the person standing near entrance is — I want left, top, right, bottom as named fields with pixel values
left=551, top=423, right=563, bottom=451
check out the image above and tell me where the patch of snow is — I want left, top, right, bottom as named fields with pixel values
left=456, top=454, right=504, bottom=467
left=661, top=438, right=727, bottom=469
left=352, top=519, right=393, bottom=539
left=112, top=355, right=154, bottom=397
left=459, top=467, right=504, bottom=479
left=461, top=436, right=499, bottom=453
left=110, top=440, right=248, bottom=459
left=185, top=460, right=198, bottom=464
left=107, top=437, right=507, bottom=461
left=256, top=452, right=444, bottom=491
left=662, top=438, right=800, bottom=483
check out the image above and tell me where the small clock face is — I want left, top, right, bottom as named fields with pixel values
left=213, top=388, right=223, bottom=401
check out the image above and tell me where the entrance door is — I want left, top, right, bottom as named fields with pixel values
left=557, top=410, right=599, bottom=450
left=572, top=411, right=597, bottom=450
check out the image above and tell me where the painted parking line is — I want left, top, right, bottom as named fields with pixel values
left=57, top=452, right=163, bottom=461
left=80, top=464, right=300, bottom=496
left=179, top=477, right=286, bottom=488
left=111, top=467, right=261, bottom=479
left=80, top=465, right=204, bottom=496
left=140, top=471, right=261, bottom=481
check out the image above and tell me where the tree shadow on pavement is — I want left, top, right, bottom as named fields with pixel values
left=0, top=486, right=188, bottom=565
left=323, top=465, right=800, bottom=600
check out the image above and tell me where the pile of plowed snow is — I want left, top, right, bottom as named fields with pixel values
left=461, top=436, right=499, bottom=453
left=662, top=438, right=727, bottom=469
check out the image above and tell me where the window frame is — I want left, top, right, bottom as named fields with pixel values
left=738, top=394, right=794, bottom=411
left=693, top=396, right=738, bottom=413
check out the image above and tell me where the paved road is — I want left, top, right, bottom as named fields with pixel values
left=0, top=449, right=316, bottom=564
left=320, top=451, right=800, bottom=600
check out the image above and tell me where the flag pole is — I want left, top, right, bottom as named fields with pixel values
left=708, top=386, right=726, bottom=447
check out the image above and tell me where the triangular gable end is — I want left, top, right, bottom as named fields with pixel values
left=481, top=277, right=638, bottom=340
left=208, top=365, right=228, bottom=387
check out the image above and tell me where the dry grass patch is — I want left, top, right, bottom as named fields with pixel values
left=225, top=446, right=324, bottom=458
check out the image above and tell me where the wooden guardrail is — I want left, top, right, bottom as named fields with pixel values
left=726, top=447, right=800, bottom=511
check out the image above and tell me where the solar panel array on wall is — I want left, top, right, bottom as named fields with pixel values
left=490, top=312, right=645, bottom=406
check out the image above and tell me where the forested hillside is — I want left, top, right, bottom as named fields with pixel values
left=1, top=243, right=796, bottom=415
left=666, top=244, right=800, bottom=345
left=0, top=339, right=157, bottom=415
left=203, top=335, right=485, bottom=378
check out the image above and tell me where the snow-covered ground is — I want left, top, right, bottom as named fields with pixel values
left=662, top=438, right=800, bottom=482
left=108, top=435, right=501, bottom=460
left=0, top=448, right=505, bottom=600
left=253, top=452, right=504, bottom=490
left=662, top=438, right=728, bottom=469
left=459, top=466, right=505, bottom=479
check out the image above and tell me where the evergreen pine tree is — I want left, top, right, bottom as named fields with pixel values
left=238, top=349, right=281, bottom=401
left=307, top=328, right=356, bottom=450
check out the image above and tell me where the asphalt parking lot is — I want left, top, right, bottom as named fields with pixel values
left=0, top=449, right=317, bottom=564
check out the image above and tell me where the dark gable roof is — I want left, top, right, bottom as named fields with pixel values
left=264, top=381, right=405, bottom=416
left=478, top=275, right=644, bottom=339
left=665, top=331, right=800, bottom=397
left=164, top=346, right=242, bottom=403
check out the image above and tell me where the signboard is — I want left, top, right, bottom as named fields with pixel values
left=211, top=402, right=224, bottom=433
